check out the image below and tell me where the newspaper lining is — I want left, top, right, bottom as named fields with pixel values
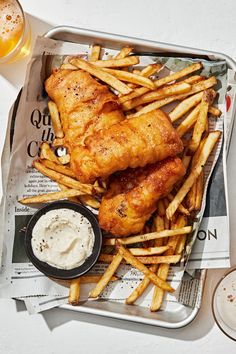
left=0, top=36, right=235, bottom=313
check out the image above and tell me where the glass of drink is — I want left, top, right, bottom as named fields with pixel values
left=0, top=0, right=31, bottom=64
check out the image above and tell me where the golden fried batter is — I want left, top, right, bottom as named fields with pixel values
left=98, top=157, right=186, bottom=237
left=70, top=109, right=183, bottom=183
left=45, top=69, right=125, bottom=148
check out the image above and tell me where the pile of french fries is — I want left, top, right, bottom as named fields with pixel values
left=19, top=44, right=222, bottom=311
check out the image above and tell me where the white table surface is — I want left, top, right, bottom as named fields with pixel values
left=1, top=0, right=236, bottom=353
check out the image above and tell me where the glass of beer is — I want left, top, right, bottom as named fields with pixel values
left=0, top=0, right=31, bottom=64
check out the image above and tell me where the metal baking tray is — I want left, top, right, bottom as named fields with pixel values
left=44, top=25, right=236, bottom=328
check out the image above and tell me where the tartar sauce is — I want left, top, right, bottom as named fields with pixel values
left=31, top=208, right=94, bottom=270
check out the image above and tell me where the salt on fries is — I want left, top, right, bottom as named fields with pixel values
left=19, top=44, right=223, bottom=312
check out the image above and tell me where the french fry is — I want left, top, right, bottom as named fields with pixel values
left=19, top=188, right=84, bottom=204
left=89, top=253, right=123, bottom=298
left=122, top=82, right=192, bottom=111
left=48, top=101, right=64, bottom=138
left=151, top=215, right=186, bottom=311
left=186, top=180, right=197, bottom=211
left=154, top=62, right=203, bottom=88
left=41, top=159, right=76, bottom=178
left=58, top=154, right=71, bottom=165
left=182, top=155, right=192, bottom=170
left=157, top=199, right=166, bottom=216
left=99, top=253, right=180, bottom=264
left=128, top=246, right=169, bottom=256
left=93, top=56, right=139, bottom=68
left=117, top=244, right=174, bottom=292
left=119, top=86, right=148, bottom=104
left=69, top=278, right=81, bottom=305
left=40, top=142, right=61, bottom=164
left=60, top=63, right=78, bottom=70
left=102, top=68, right=155, bottom=89
left=169, top=92, right=203, bottom=122
left=132, top=77, right=217, bottom=118
left=33, top=161, right=93, bottom=195
left=166, top=131, right=221, bottom=219
left=57, top=183, right=80, bottom=203
left=79, top=195, right=100, bottom=209
left=167, top=193, right=190, bottom=216
left=126, top=215, right=165, bottom=304
left=188, top=90, right=216, bottom=153
left=176, top=104, right=201, bottom=137
left=89, top=44, right=101, bottom=62
left=103, top=226, right=192, bottom=246
left=126, top=265, right=158, bottom=304
left=184, top=75, right=205, bottom=84
left=70, top=58, right=132, bottom=95
left=141, top=63, right=162, bottom=77
left=80, top=275, right=118, bottom=283
left=195, top=170, right=204, bottom=210
left=132, top=69, right=141, bottom=75
left=209, top=105, right=222, bottom=117
left=114, top=46, right=133, bottom=59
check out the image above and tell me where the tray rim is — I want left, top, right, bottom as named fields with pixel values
left=43, top=25, right=232, bottom=328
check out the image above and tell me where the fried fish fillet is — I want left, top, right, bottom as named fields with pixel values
left=45, top=69, right=125, bottom=148
left=70, top=109, right=183, bottom=183
left=98, top=157, right=186, bottom=236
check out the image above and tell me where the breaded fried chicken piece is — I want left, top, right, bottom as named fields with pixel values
left=45, top=69, right=125, bottom=148
left=98, top=157, right=185, bottom=237
left=70, top=109, right=183, bottom=183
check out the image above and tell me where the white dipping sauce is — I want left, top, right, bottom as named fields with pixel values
left=31, top=208, right=95, bottom=270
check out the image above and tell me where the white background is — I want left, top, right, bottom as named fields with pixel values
left=1, top=0, right=236, bottom=353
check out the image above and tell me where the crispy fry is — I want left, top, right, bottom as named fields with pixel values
left=58, top=154, right=71, bottom=165
left=48, top=101, right=64, bottom=138
left=188, top=90, right=216, bottom=153
left=157, top=199, right=166, bottom=217
left=89, top=253, right=123, bottom=298
left=80, top=275, right=118, bottom=283
left=126, top=265, right=158, bottom=304
left=79, top=195, right=100, bottom=209
left=169, top=92, right=203, bottom=122
left=154, top=62, right=203, bottom=88
left=119, top=86, right=148, bottom=104
left=195, top=170, right=204, bottom=210
left=166, top=131, right=221, bottom=219
left=33, top=161, right=93, bottom=194
left=151, top=215, right=186, bottom=311
left=176, top=104, right=201, bottom=137
left=182, top=155, right=192, bottom=170
left=141, top=63, right=162, bottom=77
left=128, top=246, right=169, bottom=256
left=167, top=193, right=190, bottom=216
left=132, top=77, right=217, bottom=118
left=19, top=188, right=84, bottom=204
left=114, top=46, right=133, bottom=59
left=60, top=63, right=78, bottom=70
left=186, top=180, right=197, bottom=211
left=99, top=253, right=180, bottom=264
left=93, top=56, right=139, bottom=68
left=102, top=68, right=155, bottom=89
left=117, top=244, right=174, bottom=292
left=70, top=58, right=132, bottom=95
left=103, top=226, right=192, bottom=246
left=209, top=105, right=222, bottom=117
left=69, top=278, right=81, bottom=305
left=57, top=183, right=80, bottom=203
left=122, top=82, right=191, bottom=111
left=184, top=75, right=205, bottom=84
left=41, top=159, right=76, bottom=178
left=40, top=142, right=61, bottom=164
left=89, top=44, right=101, bottom=62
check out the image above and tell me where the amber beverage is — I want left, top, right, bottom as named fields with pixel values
left=0, top=0, right=30, bottom=63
